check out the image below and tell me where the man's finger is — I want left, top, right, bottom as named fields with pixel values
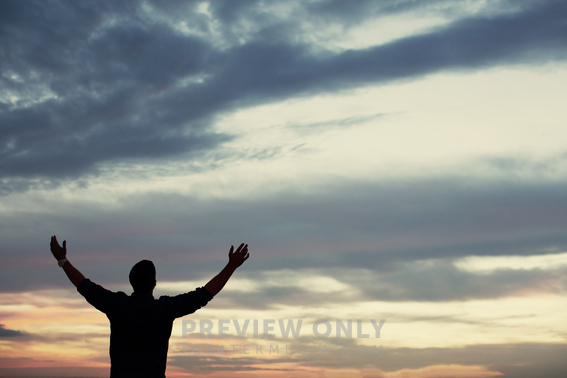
left=63, top=240, right=66, bottom=250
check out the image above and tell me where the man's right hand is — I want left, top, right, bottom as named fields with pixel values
left=205, top=244, right=250, bottom=297
left=228, top=243, right=249, bottom=268
left=50, top=235, right=67, bottom=261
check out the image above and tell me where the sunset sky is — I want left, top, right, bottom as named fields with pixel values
left=1, top=0, right=567, bottom=377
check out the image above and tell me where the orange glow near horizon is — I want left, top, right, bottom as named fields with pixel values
left=2, top=284, right=566, bottom=377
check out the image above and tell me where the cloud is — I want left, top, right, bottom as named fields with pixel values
left=348, top=262, right=567, bottom=302
left=1, top=2, right=228, bottom=183
left=0, top=324, right=24, bottom=337
left=379, top=343, right=567, bottom=378
left=0, top=364, right=108, bottom=378
left=1, top=0, right=566, bottom=190
left=170, top=354, right=295, bottom=373
left=213, top=263, right=567, bottom=309
left=167, top=342, right=567, bottom=377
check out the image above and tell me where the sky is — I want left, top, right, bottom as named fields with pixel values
left=1, top=0, right=567, bottom=377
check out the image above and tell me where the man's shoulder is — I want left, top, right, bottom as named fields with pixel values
left=77, top=279, right=123, bottom=295
left=158, top=287, right=213, bottom=302
left=155, top=288, right=213, bottom=319
left=156, top=294, right=178, bottom=303
left=76, top=279, right=125, bottom=314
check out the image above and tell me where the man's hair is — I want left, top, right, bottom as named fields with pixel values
left=129, top=260, right=156, bottom=293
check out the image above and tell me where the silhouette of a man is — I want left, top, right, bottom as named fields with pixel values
left=50, top=235, right=249, bottom=378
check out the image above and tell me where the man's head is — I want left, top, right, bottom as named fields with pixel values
left=129, top=260, right=156, bottom=293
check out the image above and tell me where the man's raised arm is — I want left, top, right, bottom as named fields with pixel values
left=204, top=243, right=249, bottom=297
left=50, top=235, right=85, bottom=287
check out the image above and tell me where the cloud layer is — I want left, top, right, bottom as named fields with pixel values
left=2, top=0, right=566, bottom=188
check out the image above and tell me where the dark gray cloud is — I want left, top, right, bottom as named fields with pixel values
left=0, top=323, right=24, bottom=337
left=305, top=0, right=482, bottom=21
left=1, top=0, right=566, bottom=190
left=0, top=1, right=228, bottom=183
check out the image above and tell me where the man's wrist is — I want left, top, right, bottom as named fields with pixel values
left=58, top=258, right=69, bottom=267
left=227, top=261, right=239, bottom=270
